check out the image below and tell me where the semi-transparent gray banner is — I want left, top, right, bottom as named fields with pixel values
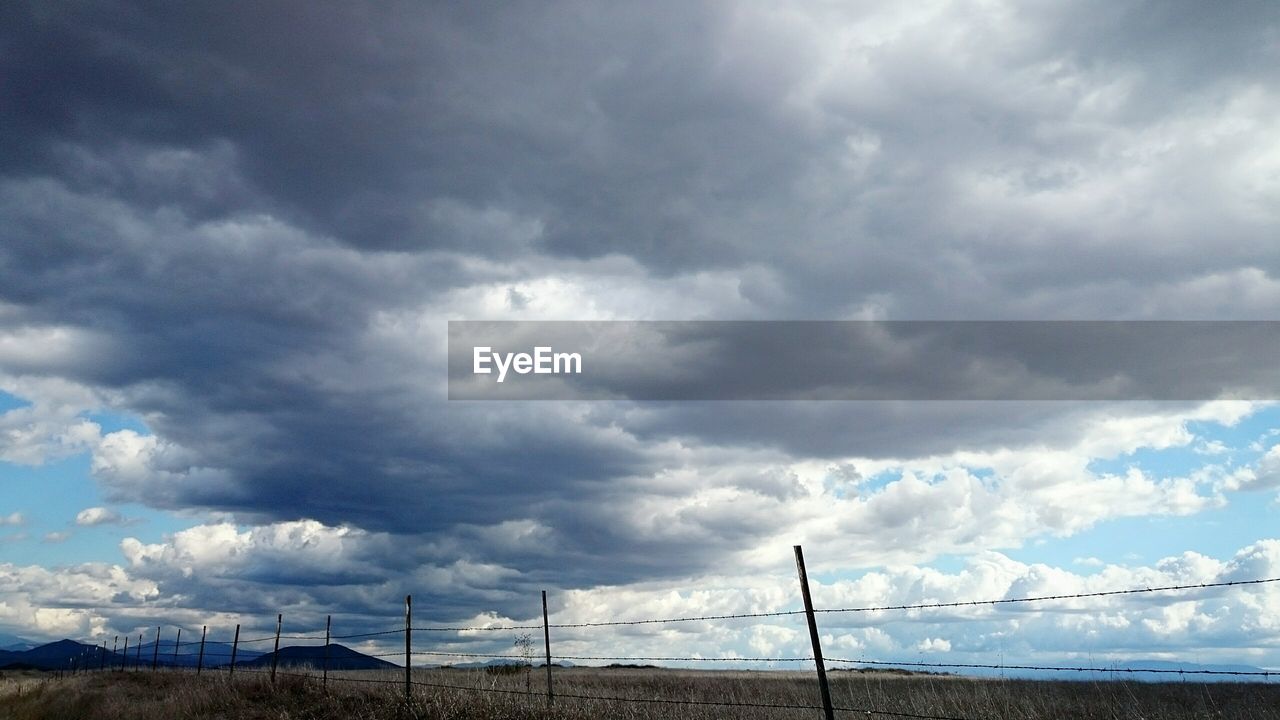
left=447, top=321, right=1280, bottom=400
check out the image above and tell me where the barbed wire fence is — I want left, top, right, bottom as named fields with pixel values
left=49, top=545, right=1280, bottom=720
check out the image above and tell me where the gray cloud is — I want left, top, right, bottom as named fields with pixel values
left=1, top=0, right=1279, bottom=632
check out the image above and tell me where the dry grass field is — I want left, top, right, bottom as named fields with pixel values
left=2, top=666, right=1278, bottom=720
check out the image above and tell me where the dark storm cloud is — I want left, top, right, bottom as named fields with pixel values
left=1, top=1, right=757, bottom=261
left=4, top=0, right=1278, bottom=296
left=2, top=0, right=1279, bottom=626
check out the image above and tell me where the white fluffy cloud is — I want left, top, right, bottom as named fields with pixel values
left=1222, top=444, right=1280, bottom=493
left=2, top=505, right=1276, bottom=670
left=0, top=562, right=157, bottom=639
left=0, top=374, right=103, bottom=466
left=540, top=540, right=1280, bottom=667
left=74, top=507, right=128, bottom=527
left=120, top=520, right=397, bottom=588
left=89, top=429, right=238, bottom=508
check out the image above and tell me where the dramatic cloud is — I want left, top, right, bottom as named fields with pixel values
left=0, top=0, right=1278, bottom=669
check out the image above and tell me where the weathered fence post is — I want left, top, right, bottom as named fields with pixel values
left=151, top=626, right=160, bottom=670
left=404, top=595, right=412, bottom=703
left=197, top=625, right=207, bottom=675
left=324, top=614, right=331, bottom=691
left=794, top=545, right=835, bottom=720
left=111, top=636, right=118, bottom=671
left=542, top=590, right=553, bottom=708
left=134, top=633, right=142, bottom=671
left=228, top=624, right=239, bottom=676
left=100, top=641, right=107, bottom=671
left=120, top=635, right=128, bottom=672
left=270, top=614, right=282, bottom=683
left=173, top=627, right=181, bottom=669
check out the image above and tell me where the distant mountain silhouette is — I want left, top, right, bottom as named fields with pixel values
left=239, top=644, right=396, bottom=671
left=1012, top=659, right=1275, bottom=682
left=447, top=658, right=575, bottom=669
left=126, top=639, right=263, bottom=668
left=0, top=631, right=35, bottom=652
left=0, top=638, right=265, bottom=671
left=1081, top=660, right=1275, bottom=681
left=0, top=640, right=110, bottom=671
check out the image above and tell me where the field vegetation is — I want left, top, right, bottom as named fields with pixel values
left=1, top=665, right=1278, bottom=719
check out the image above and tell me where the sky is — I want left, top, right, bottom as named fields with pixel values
left=1, top=0, right=1280, bottom=673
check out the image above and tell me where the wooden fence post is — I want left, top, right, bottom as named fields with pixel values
left=134, top=633, right=142, bottom=671
left=228, top=624, right=239, bottom=676
left=542, top=590, right=553, bottom=708
left=404, top=595, right=412, bottom=703
left=270, top=614, right=282, bottom=683
left=111, top=636, right=118, bottom=671
left=197, top=625, right=207, bottom=675
left=173, top=627, right=181, bottom=669
left=151, top=626, right=160, bottom=671
left=324, top=615, right=331, bottom=691
left=794, top=545, right=834, bottom=720
left=120, top=635, right=128, bottom=672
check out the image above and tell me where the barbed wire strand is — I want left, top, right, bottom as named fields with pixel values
left=332, top=629, right=406, bottom=640
left=366, top=649, right=812, bottom=662
left=815, top=577, right=1280, bottom=616
left=129, top=575, right=1280, bottom=640
left=826, top=657, right=1275, bottom=678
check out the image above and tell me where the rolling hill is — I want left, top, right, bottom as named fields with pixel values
left=238, top=644, right=396, bottom=671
